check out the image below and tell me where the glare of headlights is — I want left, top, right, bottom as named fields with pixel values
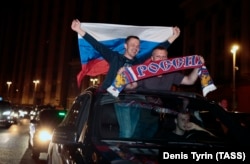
left=3, top=111, right=11, bottom=115
left=38, top=130, right=52, bottom=141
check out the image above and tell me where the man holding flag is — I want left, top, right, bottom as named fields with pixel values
left=71, top=19, right=181, bottom=138
left=71, top=19, right=180, bottom=90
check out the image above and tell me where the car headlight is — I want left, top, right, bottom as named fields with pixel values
left=3, top=111, right=11, bottom=115
left=38, top=130, right=52, bottom=141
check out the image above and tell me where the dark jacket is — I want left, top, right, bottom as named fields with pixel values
left=83, top=33, right=171, bottom=90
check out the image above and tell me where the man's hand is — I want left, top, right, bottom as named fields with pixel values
left=185, top=122, right=215, bottom=137
left=185, top=122, right=200, bottom=131
left=199, top=56, right=205, bottom=64
left=117, top=67, right=138, bottom=90
left=172, top=26, right=181, bottom=38
left=167, top=26, right=181, bottom=43
left=117, top=67, right=125, bottom=75
left=125, top=82, right=138, bottom=90
left=71, top=19, right=86, bottom=36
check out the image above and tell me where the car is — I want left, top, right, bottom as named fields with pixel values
left=0, top=98, right=18, bottom=128
left=29, top=104, right=55, bottom=120
left=47, top=86, right=250, bottom=164
left=29, top=108, right=67, bottom=159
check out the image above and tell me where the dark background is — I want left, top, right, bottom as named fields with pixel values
left=1, top=0, right=250, bottom=112
left=0, top=0, right=184, bottom=59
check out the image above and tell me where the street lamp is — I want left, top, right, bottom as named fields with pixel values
left=90, top=78, right=98, bottom=86
left=33, top=80, right=40, bottom=92
left=6, top=81, right=12, bottom=100
left=33, top=80, right=40, bottom=104
left=230, top=45, right=239, bottom=111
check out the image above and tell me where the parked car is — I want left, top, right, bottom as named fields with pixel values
left=47, top=86, right=250, bottom=164
left=0, top=98, right=18, bottom=128
left=29, top=108, right=67, bottom=159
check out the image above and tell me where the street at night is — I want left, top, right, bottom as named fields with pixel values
left=0, top=119, right=47, bottom=164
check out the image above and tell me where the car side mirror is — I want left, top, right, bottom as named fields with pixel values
left=52, top=126, right=77, bottom=144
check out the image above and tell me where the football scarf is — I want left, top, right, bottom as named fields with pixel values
left=107, top=55, right=216, bottom=97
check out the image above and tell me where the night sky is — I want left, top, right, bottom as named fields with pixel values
left=0, top=0, right=184, bottom=42
left=0, top=0, right=183, bottom=27
left=0, top=0, right=184, bottom=77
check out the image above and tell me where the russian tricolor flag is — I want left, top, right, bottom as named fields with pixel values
left=77, top=23, right=173, bottom=87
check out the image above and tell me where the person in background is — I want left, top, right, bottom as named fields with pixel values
left=164, top=111, right=215, bottom=140
left=218, top=98, right=229, bottom=111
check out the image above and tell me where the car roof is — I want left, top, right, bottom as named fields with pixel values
left=35, top=108, right=66, bottom=120
left=0, top=100, right=11, bottom=105
left=85, top=86, right=206, bottom=100
left=94, top=86, right=209, bottom=103
left=0, top=100, right=12, bottom=109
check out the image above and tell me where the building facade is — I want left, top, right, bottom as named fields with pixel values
left=1, top=0, right=249, bottom=111
left=179, top=0, right=250, bottom=111
left=0, top=0, right=121, bottom=109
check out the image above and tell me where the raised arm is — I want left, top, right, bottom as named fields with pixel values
left=186, top=122, right=215, bottom=137
left=71, top=19, right=86, bottom=36
left=71, top=19, right=117, bottom=62
left=167, top=26, right=181, bottom=43
left=181, top=56, right=205, bottom=85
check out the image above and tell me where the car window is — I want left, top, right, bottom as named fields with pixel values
left=61, top=93, right=91, bottom=138
left=98, top=103, right=120, bottom=138
left=95, top=93, right=227, bottom=144
left=97, top=94, right=166, bottom=139
left=76, top=94, right=91, bottom=136
left=62, top=101, right=80, bottom=126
